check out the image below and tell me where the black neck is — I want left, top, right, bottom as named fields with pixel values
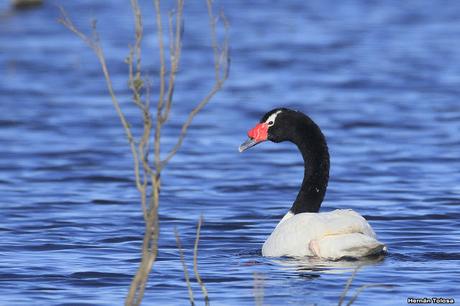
left=290, top=119, right=330, bottom=214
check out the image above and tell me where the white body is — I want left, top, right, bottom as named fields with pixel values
left=262, top=209, right=386, bottom=260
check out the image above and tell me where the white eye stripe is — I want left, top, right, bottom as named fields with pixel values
left=265, top=110, right=282, bottom=126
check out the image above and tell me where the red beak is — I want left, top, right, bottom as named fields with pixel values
left=239, top=123, right=268, bottom=152
left=248, top=123, right=268, bottom=142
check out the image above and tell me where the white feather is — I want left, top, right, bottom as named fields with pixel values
left=262, top=209, right=386, bottom=260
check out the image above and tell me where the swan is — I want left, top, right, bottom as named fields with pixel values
left=239, top=108, right=386, bottom=260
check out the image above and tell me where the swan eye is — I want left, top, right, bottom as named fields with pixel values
left=265, top=110, right=282, bottom=127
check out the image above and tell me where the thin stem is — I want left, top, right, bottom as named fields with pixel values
left=160, top=0, right=229, bottom=169
left=160, top=0, right=184, bottom=124
left=193, top=216, right=209, bottom=305
left=338, top=267, right=361, bottom=306
left=160, top=82, right=224, bottom=169
left=206, top=0, right=220, bottom=81
left=58, top=8, right=143, bottom=207
left=346, top=284, right=394, bottom=306
left=153, top=0, right=166, bottom=171
left=175, top=227, right=195, bottom=306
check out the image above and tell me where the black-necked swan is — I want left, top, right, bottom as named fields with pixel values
left=239, top=108, right=386, bottom=260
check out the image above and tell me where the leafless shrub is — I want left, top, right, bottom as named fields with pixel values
left=59, top=0, right=229, bottom=304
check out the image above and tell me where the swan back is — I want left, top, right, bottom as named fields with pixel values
left=262, top=209, right=383, bottom=259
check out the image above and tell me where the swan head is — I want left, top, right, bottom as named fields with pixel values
left=239, top=108, right=297, bottom=152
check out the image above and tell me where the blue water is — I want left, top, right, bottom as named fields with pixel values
left=1, top=1, right=460, bottom=305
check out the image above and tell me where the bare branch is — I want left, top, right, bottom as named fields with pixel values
left=193, top=215, right=209, bottom=305
left=160, top=0, right=230, bottom=169
left=175, top=227, right=195, bottom=305
left=126, top=203, right=159, bottom=306
left=153, top=0, right=166, bottom=112
left=126, top=0, right=157, bottom=222
left=160, top=0, right=184, bottom=124
left=338, top=266, right=361, bottom=306
left=58, top=7, right=144, bottom=203
left=130, top=0, right=143, bottom=80
left=219, top=10, right=231, bottom=80
left=206, top=0, right=219, bottom=82
left=168, top=11, right=175, bottom=61
left=346, top=284, right=394, bottom=306
left=153, top=0, right=166, bottom=171
left=161, top=82, right=224, bottom=169
left=58, top=7, right=95, bottom=48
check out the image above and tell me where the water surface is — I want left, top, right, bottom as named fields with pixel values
left=1, top=1, right=459, bottom=305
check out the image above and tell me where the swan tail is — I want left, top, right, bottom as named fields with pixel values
left=310, top=233, right=386, bottom=260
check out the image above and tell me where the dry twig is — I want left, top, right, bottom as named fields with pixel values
left=337, top=266, right=361, bottom=306
left=193, top=216, right=209, bottom=305
left=59, top=0, right=229, bottom=305
left=338, top=266, right=393, bottom=306
left=346, top=283, right=394, bottom=306
left=175, top=228, right=195, bottom=305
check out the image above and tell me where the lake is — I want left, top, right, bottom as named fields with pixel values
left=1, top=0, right=459, bottom=305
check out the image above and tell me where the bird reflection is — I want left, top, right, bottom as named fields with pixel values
left=268, top=253, right=386, bottom=279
